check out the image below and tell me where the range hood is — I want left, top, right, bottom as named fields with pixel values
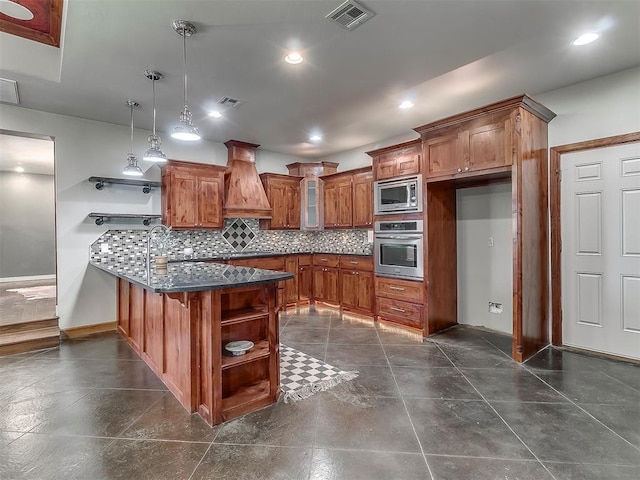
left=223, top=140, right=272, bottom=219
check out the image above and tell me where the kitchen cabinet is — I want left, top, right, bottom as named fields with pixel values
left=287, top=162, right=338, bottom=231
left=352, top=171, right=373, bottom=228
left=298, top=255, right=313, bottom=303
left=283, top=256, right=298, bottom=306
left=421, top=110, right=512, bottom=179
left=161, top=160, right=226, bottom=229
left=323, top=173, right=352, bottom=229
left=375, top=276, right=425, bottom=330
left=230, top=256, right=287, bottom=310
left=368, top=139, right=421, bottom=181
left=414, top=94, right=556, bottom=361
left=312, top=254, right=340, bottom=305
left=259, top=173, right=302, bottom=230
left=339, top=256, right=374, bottom=315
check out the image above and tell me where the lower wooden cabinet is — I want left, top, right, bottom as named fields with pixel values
left=375, top=276, right=426, bottom=331
left=283, top=256, right=298, bottom=305
left=298, top=255, right=313, bottom=303
left=340, top=270, right=374, bottom=315
left=313, top=265, right=340, bottom=305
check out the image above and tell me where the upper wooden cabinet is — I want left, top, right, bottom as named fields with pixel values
left=322, top=167, right=373, bottom=229
left=367, top=139, right=421, bottom=181
left=323, top=173, right=353, bottom=229
left=420, top=110, right=513, bottom=179
left=161, top=160, right=227, bottom=229
left=259, top=173, right=302, bottom=230
left=352, top=170, right=373, bottom=228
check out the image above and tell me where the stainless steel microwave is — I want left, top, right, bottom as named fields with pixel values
left=374, top=174, right=422, bottom=215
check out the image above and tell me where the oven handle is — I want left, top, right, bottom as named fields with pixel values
left=375, top=235, right=422, bottom=240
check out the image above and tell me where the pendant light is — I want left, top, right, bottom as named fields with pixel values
left=122, top=100, right=144, bottom=177
left=171, top=20, right=201, bottom=141
left=143, top=70, right=167, bottom=162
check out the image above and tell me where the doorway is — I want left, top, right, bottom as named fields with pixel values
left=0, top=130, right=57, bottom=351
left=551, top=132, right=640, bottom=361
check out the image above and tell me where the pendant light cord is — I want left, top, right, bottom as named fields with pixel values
left=152, top=78, right=157, bottom=136
left=130, top=103, right=134, bottom=153
left=182, top=30, right=188, bottom=109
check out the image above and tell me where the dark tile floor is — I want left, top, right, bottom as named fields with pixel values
left=1, top=306, right=638, bottom=479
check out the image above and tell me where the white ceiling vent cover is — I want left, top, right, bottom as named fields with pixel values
left=0, top=78, right=19, bottom=105
left=326, top=0, right=375, bottom=30
left=218, top=96, right=243, bottom=108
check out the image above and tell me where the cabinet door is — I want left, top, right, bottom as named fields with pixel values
left=352, top=172, right=373, bottom=228
left=283, top=256, right=298, bottom=304
left=269, top=181, right=288, bottom=229
left=198, top=176, right=224, bottom=228
left=286, top=183, right=301, bottom=229
left=169, top=171, right=198, bottom=227
left=323, top=180, right=338, bottom=228
left=356, top=271, right=374, bottom=313
left=336, top=179, right=353, bottom=227
left=340, top=270, right=358, bottom=309
left=467, top=118, right=512, bottom=171
left=424, top=132, right=464, bottom=178
left=312, top=266, right=325, bottom=300
left=298, top=264, right=313, bottom=302
left=396, top=150, right=421, bottom=177
left=324, top=267, right=340, bottom=304
left=374, top=156, right=398, bottom=180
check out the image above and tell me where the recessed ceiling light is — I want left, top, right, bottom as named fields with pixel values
left=399, top=100, right=414, bottom=109
left=209, top=111, right=223, bottom=118
left=572, top=32, right=599, bottom=46
left=0, top=1, right=34, bottom=20
left=284, top=52, right=304, bottom=65
left=309, top=134, right=323, bottom=142
left=15, top=166, right=24, bottom=173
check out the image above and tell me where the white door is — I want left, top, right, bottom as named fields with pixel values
left=561, top=142, right=640, bottom=360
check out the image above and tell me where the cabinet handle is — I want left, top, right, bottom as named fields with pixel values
left=390, top=306, right=406, bottom=313
left=464, top=166, right=470, bottom=171
left=349, top=261, right=359, bottom=264
left=389, top=286, right=405, bottom=291
left=457, top=168, right=462, bottom=173
left=320, top=259, right=328, bottom=262
left=353, top=271, right=359, bottom=275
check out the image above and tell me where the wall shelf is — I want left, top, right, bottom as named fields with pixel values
left=88, top=212, right=161, bottom=226
left=88, top=176, right=160, bottom=194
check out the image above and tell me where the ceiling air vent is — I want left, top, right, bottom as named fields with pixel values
left=217, top=96, right=243, bottom=108
left=0, top=78, right=19, bottom=105
left=326, top=0, right=375, bottom=30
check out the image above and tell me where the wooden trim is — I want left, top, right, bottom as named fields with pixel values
left=414, top=94, right=556, bottom=134
left=549, top=131, right=640, bottom=347
left=365, top=138, right=421, bottom=157
left=0, top=0, right=63, bottom=47
left=61, top=321, right=116, bottom=339
left=320, top=165, right=372, bottom=179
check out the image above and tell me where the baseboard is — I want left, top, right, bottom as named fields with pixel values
left=0, top=274, right=56, bottom=283
left=61, top=321, right=116, bottom=339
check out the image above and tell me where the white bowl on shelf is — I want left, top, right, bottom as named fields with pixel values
left=225, top=340, right=254, bottom=356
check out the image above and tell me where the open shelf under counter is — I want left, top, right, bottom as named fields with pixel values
left=221, top=378, right=271, bottom=415
left=221, top=340, right=270, bottom=370
left=220, top=306, right=269, bottom=326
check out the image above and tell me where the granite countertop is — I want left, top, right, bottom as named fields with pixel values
left=168, top=250, right=372, bottom=263
left=91, top=259, right=293, bottom=294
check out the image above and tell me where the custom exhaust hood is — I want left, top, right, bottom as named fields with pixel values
left=223, top=140, right=272, bottom=219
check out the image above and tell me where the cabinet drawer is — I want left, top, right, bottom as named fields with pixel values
left=313, top=254, right=340, bottom=268
left=232, top=257, right=285, bottom=271
left=298, top=255, right=312, bottom=266
left=375, top=276, right=425, bottom=303
left=377, top=297, right=423, bottom=329
left=339, top=256, right=373, bottom=271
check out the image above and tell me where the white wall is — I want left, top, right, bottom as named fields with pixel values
left=0, top=172, right=56, bottom=278
left=0, top=104, right=302, bottom=330
left=456, top=184, right=513, bottom=334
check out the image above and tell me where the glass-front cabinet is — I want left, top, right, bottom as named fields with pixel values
left=301, top=177, right=324, bottom=230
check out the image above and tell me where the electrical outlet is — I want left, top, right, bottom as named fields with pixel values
left=489, top=302, right=503, bottom=314
left=488, top=237, right=494, bottom=247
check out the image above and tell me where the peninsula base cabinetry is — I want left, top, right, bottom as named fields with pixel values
left=116, top=279, right=279, bottom=426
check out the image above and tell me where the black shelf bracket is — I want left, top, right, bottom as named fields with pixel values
left=88, top=176, right=160, bottom=194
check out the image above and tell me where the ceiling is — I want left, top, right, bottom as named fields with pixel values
left=0, top=0, right=638, bottom=159
left=0, top=133, right=54, bottom=175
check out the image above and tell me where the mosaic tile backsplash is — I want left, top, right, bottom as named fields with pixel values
left=90, top=218, right=372, bottom=265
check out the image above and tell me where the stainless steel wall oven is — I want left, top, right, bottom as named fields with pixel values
left=374, top=220, right=424, bottom=281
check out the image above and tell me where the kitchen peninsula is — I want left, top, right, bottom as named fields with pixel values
left=90, top=259, right=292, bottom=426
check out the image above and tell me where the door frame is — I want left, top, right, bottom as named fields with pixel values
left=550, top=131, right=640, bottom=346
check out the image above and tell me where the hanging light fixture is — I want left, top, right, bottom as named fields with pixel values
left=171, top=20, right=201, bottom=141
left=143, top=70, right=167, bottom=162
left=122, top=100, right=144, bottom=177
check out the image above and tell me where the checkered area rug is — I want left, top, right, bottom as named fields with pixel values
left=280, top=344, right=358, bottom=403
